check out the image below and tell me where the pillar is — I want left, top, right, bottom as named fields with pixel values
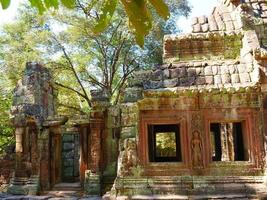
left=15, top=127, right=24, bottom=174
left=50, top=126, right=62, bottom=186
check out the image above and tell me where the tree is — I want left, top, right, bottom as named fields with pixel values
left=0, top=0, right=170, bottom=46
left=0, top=1, right=190, bottom=115
left=0, top=66, right=14, bottom=155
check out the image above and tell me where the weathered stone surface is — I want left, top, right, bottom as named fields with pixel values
left=205, top=76, right=214, bottom=85
left=214, top=75, right=222, bottom=84
left=204, top=66, right=213, bottom=76
left=199, top=15, right=207, bottom=24
left=231, top=74, right=240, bottom=83
left=239, top=73, right=251, bottom=83
left=221, top=74, right=231, bottom=84
left=163, top=78, right=179, bottom=88
left=124, top=87, right=143, bottom=103
left=11, top=62, right=55, bottom=126
left=143, top=80, right=163, bottom=90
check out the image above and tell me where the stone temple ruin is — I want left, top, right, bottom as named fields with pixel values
left=2, top=0, right=267, bottom=198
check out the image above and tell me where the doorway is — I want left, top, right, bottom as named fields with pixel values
left=61, top=133, right=80, bottom=182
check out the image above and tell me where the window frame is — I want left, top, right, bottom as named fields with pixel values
left=209, top=121, right=249, bottom=162
left=139, top=110, right=189, bottom=174
left=148, top=124, right=182, bottom=162
left=204, top=110, right=255, bottom=166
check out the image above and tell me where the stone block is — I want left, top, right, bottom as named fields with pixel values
left=199, top=15, right=207, bottom=24
left=201, top=24, right=209, bottom=32
left=205, top=76, right=214, bottom=85
left=204, top=66, right=213, bottom=76
left=193, top=24, right=202, bottom=33
left=151, top=69, right=163, bottom=81
left=221, top=65, right=229, bottom=74
left=179, top=67, right=188, bottom=78
left=237, top=64, right=247, bottom=73
left=215, top=14, right=225, bottom=30
left=221, top=74, right=231, bottom=84
left=250, top=67, right=260, bottom=82
left=192, top=17, right=198, bottom=25
left=188, top=68, right=197, bottom=77
left=63, top=150, right=75, bottom=159
left=121, top=126, right=137, bottom=139
left=179, top=77, right=189, bottom=86
left=64, top=159, right=73, bottom=167
left=63, top=143, right=74, bottom=150
left=84, top=171, right=101, bottom=196
left=7, top=185, right=28, bottom=195
left=196, top=67, right=204, bottom=76
left=214, top=75, right=222, bottom=84
left=121, top=112, right=137, bottom=126
left=239, top=73, right=251, bottom=83
left=196, top=76, right=206, bottom=85
left=225, top=21, right=234, bottom=31
left=134, top=70, right=152, bottom=80
left=229, top=65, right=237, bottom=74
left=143, top=80, right=163, bottom=90
left=163, top=69, right=170, bottom=79
left=242, top=52, right=254, bottom=64
left=170, top=68, right=180, bottom=78
left=124, top=87, right=143, bottom=103
left=62, top=134, right=74, bottom=142
left=163, top=78, right=179, bottom=88
left=208, top=15, right=218, bottom=31
left=231, top=74, right=240, bottom=83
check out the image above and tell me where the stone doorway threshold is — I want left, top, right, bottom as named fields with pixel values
left=44, top=182, right=83, bottom=198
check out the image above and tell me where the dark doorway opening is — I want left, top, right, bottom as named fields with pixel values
left=148, top=124, right=181, bottom=162
left=210, top=122, right=248, bottom=161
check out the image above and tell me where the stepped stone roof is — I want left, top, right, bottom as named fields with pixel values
left=126, top=0, right=267, bottom=98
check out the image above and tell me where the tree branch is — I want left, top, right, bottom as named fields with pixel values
left=51, top=35, right=92, bottom=107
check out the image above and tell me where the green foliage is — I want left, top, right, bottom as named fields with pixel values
left=0, top=0, right=10, bottom=9
left=1, top=0, right=171, bottom=46
left=92, top=0, right=118, bottom=34
left=0, top=0, right=190, bottom=115
left=0, top=91, right=14, bottom=154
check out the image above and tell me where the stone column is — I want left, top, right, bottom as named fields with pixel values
left=50, top=126, right=62, bottom=185
left=39, top=128, right=50, bottom=190
left=220, top=123, right=229, bottom=161
left=220, top=123, right=235, bottom=161
left=42, top=116, right=68, bottom=188
left=15, top=127, right=25, bottom=174
left=84, top=89, right=109, bottom=196
left=227, top=123, right=235, bottom=161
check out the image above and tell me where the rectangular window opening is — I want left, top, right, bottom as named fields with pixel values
left=148, top=124, right=181, bottom=162
left=210, top=122, right=248, bottom=162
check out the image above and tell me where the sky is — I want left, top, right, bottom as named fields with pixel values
left=0, top=0, right=218, bottom=32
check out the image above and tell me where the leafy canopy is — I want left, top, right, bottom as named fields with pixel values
left=0, top=0, right=169, bottom=46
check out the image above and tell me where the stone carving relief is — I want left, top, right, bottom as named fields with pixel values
left=117, top=138, right=138, bottom=177
left=191, top=130, right=203, bottom=168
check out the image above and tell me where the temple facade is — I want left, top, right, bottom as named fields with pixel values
left=3, top=0, right=267, bottom=199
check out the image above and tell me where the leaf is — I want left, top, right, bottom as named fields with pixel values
left=0, top=0, right=10, bottom=9
left=44, top=0, right=59, bottom=9
left=93, top=0, right=118, bottom=34
left=29, top=0, right=46, bottom=14
left=148, top=0, right=169, bottom=20
left=60, top=0, right=75, bottom=9
left=121, top=0, right=152, bottom=47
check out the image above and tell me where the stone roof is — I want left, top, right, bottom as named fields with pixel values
left=124, top=0, right=267, bottom=101
left=192, top=0, right=267, bottom=33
